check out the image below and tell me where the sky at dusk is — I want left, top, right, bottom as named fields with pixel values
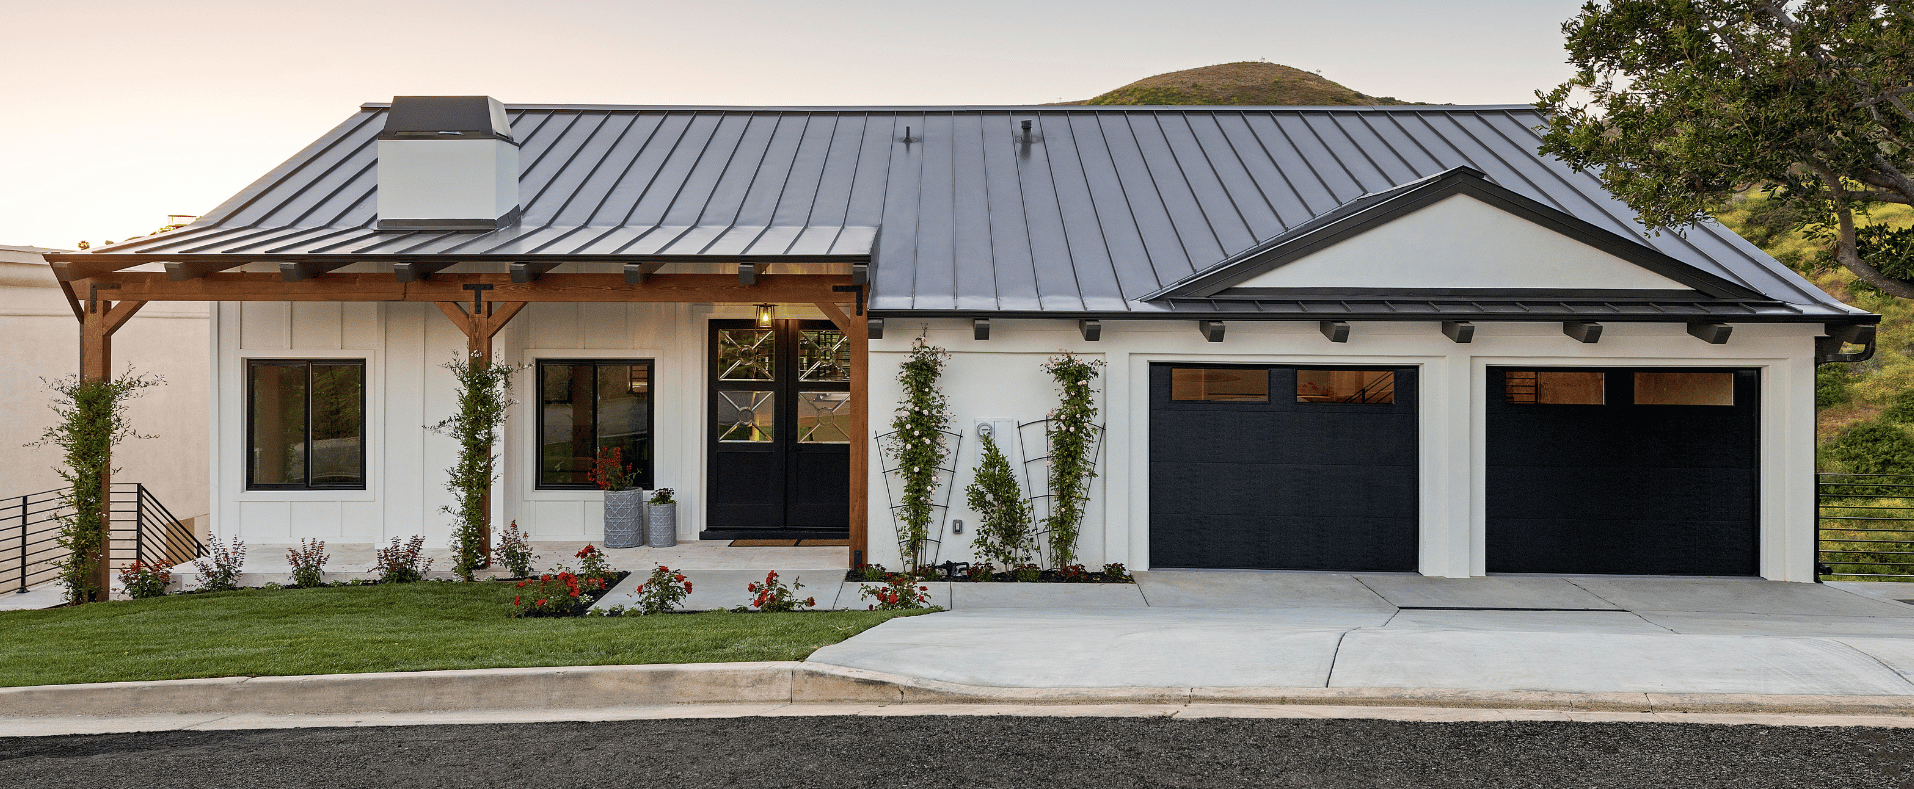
left=1, top=0, right=1587, bottom=250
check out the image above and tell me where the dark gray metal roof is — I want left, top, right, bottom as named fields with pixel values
left=76, top=102, right=1864, bottom=321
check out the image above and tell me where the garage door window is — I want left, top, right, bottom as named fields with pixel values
left=1505, top=371, right=1604, bottom=405
left=1296, top=370, right=1395, bottom=404
left=1635, top=371, right=1735, bottom=406
left=1170, top=368, right=1268, bottom=402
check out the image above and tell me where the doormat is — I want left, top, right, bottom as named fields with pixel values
left=729, top=539, right=800, bottom=547
left=798, top=539, right=849, bottom=546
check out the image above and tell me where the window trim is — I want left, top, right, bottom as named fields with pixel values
left=533, top=358, right=657, bottom=491
left=244, top=358, right=368, bottom=491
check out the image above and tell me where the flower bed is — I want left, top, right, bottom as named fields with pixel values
left=842, top=562, right=1133, bottom=584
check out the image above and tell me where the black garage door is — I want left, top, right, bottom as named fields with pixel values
left=1149, top=364, right=1418, bottom=571
left=1486, top=367, right=1759, bottom=576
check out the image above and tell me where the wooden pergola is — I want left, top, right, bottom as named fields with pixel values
left=44, top=259, right=872, bottom=599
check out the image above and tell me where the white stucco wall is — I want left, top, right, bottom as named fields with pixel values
left=0, top=248, right=209, bottom=519
left=864, top=318, right=1821, bottom=582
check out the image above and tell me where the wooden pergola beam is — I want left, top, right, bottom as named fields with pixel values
left=815, top=300, right=869, bottom=568
left=69, top=272, right=855, bottom=303
left=78, top=297, right=147, bottom=601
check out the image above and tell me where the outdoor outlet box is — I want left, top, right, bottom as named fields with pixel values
left=951, top=519, right=964, bottom=534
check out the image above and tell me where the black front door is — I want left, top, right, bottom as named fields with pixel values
left=705, top=319, right=853, bottom=538
left=1148, top=364, right=1420, bottom=571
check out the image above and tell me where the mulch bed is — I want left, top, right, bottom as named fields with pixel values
left=843, top=566, right=1134, bottom=584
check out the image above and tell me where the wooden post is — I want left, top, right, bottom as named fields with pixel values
left=435, top=300, right=527, bottom=563
left=816, top=302, right=869, bottom=568
left=77, top=296, right=144, bottom=601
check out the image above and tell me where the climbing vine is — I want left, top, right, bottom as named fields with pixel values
left=964, top=429, right=1034, bottom=569
left=1040, top=352, right=1103, bottom=568
left=32, top=369, right=162, bottom=604
left=885, top=335, right=951, bottom=572
left=426, top=352, right=527, bottom=581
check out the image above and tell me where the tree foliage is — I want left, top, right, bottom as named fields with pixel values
left=1536, top=1, right=1914, bottom=295
left=964, top=430, right=1035, bottom=569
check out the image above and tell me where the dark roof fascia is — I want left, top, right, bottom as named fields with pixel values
left=1143, top=168, right=1767, bottom=302
left=361, top=102, right=1538, bottom=113
left=867, top=308, right=1873, bottom=325
left=1206, top=287, right=1753, bottom=302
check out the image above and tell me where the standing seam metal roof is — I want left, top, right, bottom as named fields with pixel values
left=88, top=103, right=1861, bottom=318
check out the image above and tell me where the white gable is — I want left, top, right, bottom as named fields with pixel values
left=1232, top=194, right=1691, bottom=291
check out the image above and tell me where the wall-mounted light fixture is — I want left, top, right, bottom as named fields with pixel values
left=756, top=304, right=775, bottom=327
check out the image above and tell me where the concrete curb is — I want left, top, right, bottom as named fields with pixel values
left=7, top=662, right=1914, bottom=719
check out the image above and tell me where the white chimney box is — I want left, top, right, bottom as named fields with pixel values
left=376, top=96, right=520, bottom=230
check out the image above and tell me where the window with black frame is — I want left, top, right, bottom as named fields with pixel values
left=247, top=360, right=366, bottom=490
left=538, top=359, right=654, bottom=489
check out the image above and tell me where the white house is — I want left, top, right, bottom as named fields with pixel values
left=45, top=96, right=1875, bottom=582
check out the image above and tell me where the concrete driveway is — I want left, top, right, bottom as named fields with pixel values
left=807, top=572, right=1914, bottom=697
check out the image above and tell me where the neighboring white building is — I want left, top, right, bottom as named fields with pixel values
left=46, top=97, right=1875, bottom=582
left=0, top=245, right=210, bottom=521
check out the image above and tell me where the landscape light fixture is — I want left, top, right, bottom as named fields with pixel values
left=756, top=304, right=775, bottom=327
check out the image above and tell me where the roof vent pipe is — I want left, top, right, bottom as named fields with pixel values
left=377, top=96, right=520, bottom=231
left=1021, top=119, right=1032, bottom=144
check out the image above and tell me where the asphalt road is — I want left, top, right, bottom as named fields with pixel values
left=3, top=716, right=1912, bottom=788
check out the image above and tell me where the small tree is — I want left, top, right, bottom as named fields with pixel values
left=964, top=430, right=1035, bottom=569
left=32, top=369, right=161, bottom=604
left=426, top=353, right=526, bottom=580
left=1536, top=1, right=1914, bottom=295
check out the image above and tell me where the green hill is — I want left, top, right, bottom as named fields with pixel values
left=1713, top=193, right=1914, bottom=464
left=1058, top=62, right=1420, bottom=107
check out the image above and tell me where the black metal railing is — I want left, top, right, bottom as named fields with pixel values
left=1817, top=473, right=1914, bottom=581
left=3, top=483, right=205, bottom=594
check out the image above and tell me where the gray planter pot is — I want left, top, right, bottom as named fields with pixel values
left=603, top=489, right=645, bottom=548
left=646, top=502, right=678, bottom=547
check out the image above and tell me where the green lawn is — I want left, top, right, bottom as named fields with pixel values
left=0, top=582, right=924, bottom=688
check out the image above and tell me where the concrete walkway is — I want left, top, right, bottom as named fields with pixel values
left=808, top=572, right=1914, bottom=698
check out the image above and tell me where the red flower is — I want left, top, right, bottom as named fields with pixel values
left=684, top=582, right=693, bottom=592
left=570, top=590, right=580, bottom=597
left=513, top=596, right=521, bottom=605
left=536, top=598, right=548, bottom=606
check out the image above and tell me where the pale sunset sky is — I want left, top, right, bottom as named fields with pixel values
left=1, top=0, right=1587, bottom=250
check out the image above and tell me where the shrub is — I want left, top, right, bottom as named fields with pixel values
left=193, top=536, right=246, bottom=592
left=885, top=335, right=953, bottom=572
left=1817, top=365, right=1853, bottom=410
left=856, top=564, right=887, bottom=582
left=1101, top=562, right=1132, bottom=582
left=747, top=570, right=815, bottom=613
left=965, top=430, right=1036, bottom=569
left=1828, top=421, right=1914, bottom=475
left=966, top=562, right=996, bottom=581
left=575, top=545, right=616, bottom=586
left=509, top=571, right=606, bottom=617
left=633, top=565, right=692, bottom=614
left=1057, top=564, right=1092, bottom=583
left=287, top=539, right=329, bottom=588
left=498, top=521, right=535, bottom=577
left=374, top=536, right=433, bottom=584
left=1883, top=387, right=1914, bottom=423
left=1011, top=563, right=1042, bottom=583
left=117, top=560, right=171, bottom=599
left=860, top=574, right=931, bottom=610
left=649, top=488, right=676, bottom=505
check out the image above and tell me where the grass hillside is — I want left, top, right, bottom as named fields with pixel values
left=1060, top=62, right=1420, bottom=106
left=1712, top=193, right=1914, bottom=468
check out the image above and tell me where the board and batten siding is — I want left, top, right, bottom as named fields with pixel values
left=863, top=319, right=1822, bottom=581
